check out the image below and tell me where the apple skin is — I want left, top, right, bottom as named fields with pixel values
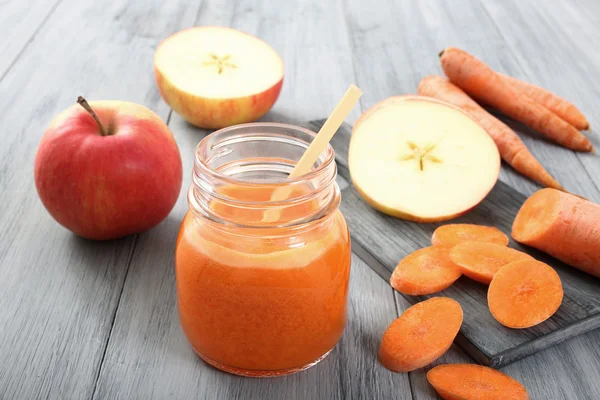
left=34, top=101, right=183, bottom=240
left=352, top=180, right=489, bottom=223
left=153, top=27, right=284, bottom=130
left=154, top=66, right=283, bottom=130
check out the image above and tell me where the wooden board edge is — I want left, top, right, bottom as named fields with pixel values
left=350, top=233, right=495, bottom=367
left=347, top=216, right=600, bottom=370
left=489, top=312, right=600, bottom=368
left=350, top=238, right=391, bottom=282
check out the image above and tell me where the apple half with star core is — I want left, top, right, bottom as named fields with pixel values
left=349, top=96, right=500, bottom=222
left=34, top=97, right=183, bottom=240
left=154, top=26, right=284, bottom=129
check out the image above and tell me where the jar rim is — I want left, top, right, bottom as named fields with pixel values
left=190, top=122, right=341, bottom=229
left=194, top=122, right=336, bottom=189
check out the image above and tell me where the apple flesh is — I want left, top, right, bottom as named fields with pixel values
left=34, top=98, right=183, bottom=240
left=154, top=27, right=284, bottom=129
left=349, top=96, right=500, bottom=222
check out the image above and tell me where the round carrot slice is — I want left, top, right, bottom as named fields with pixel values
left=390, top=246, right=462, bottom=295
left=432, top=224, right=509, bottom=247
left=379, top=297, right=463, bottom=372
left=449, top=242, right=533, bottom=284
left=488, top=259, right=563, bottom=328
left=427, top=363, right=529, bottom=400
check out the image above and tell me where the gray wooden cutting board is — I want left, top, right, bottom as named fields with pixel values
left=306, top=119, right=600, bottom=369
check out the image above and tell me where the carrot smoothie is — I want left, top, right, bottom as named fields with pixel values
left=175, top=123, right=350, bottom=376
left=176, top=200, right=350, bottom=375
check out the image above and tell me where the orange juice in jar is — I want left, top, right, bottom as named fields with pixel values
left=175, top=123, right=351, bottom=377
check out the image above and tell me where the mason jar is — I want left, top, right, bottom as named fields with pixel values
left=175, top=123, right=351, bottom=377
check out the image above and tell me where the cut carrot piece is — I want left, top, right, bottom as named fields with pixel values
left=390, top=246, right=462, bottom=295
left=427, top=364, right=529, bottom=400
left=488, top=259, right=563, bottom=328
left=512, top=188, right=600, bottom=278
left=450, top=242, right=533, bottom=284
left=432, top=224, right=509, bottom=247
left=379, top=297, right=463, bottom=372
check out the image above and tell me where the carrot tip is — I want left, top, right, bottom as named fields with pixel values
left=555, top=184, right=567, bottom=193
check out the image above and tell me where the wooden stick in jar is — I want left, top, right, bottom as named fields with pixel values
left=262, top=84, right=363, bottom=223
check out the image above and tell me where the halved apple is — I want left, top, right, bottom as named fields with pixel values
left=154, top=27, right=283, bottom=129
left=349, top=96, right=500, bottom=222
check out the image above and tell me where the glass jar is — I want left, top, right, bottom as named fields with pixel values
left=175, top=123, right=351, bottom=377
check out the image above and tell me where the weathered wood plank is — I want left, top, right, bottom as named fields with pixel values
left=342, top=0, right=600, bottom=398
left=0, top=0, right=203, bottom=399
left=0, top=0, right=62, bottom=80
left=93, top=0, right=410, bottom=398
left=478, top=0, right=600, bottom=203
left=255, top=0, right=361, bottom=123
left=409, top=336, right=600, bottom=400
left=4, top=1, right=600, bottom=399
left=342, top=0, right=600, bottom=200
left=317, top=118, right=600, bottom=369
left=92, top=113, right=409, bottom=399
left=402, top=285, right=600, bottom=400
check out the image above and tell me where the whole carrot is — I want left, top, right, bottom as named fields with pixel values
left=419, top=76, right=564, bottom=190
left=498, top=73, right=589, bottom=131
left=439, top=47, right=593, bottom=152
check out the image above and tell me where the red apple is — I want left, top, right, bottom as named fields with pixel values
left=34, top=97, right=183, bottom=240
left=154, top=27, right=284, bottom=129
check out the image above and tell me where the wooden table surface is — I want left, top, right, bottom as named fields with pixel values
left=2, top=0, right=599, bottom=399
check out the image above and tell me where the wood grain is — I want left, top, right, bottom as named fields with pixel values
left=0, top=0, right=63, bottom=80
left=341, top=0, right=600, bottom=397
left=478, top=0, right=600, bottom=202
left=93, top=1, right=409, bottom=399
left=0, top=0, right=203, bottom=399
left=92, top=111, right=410, bottom=399
left=313, top=118, right=600, bottom=368
left=343, top=0, right=599, bottom=199
left=2, top=0, right=600, bottom=399
left=400, top=286, right=600, bottom=400
left=399, top=289, right=600, bottom=400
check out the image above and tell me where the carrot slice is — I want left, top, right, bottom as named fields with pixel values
left=379, top=297, right=463, bottom=372
left=449, top=242, right=533, bottom=284
left=432, top=224, right=509, bottom=247
left=512, top=188, right=600, bottom=278
left=488, top=259, right=563, bottom=328
left=427, top=364, right=529, bottom=400
left=390, top=246, right=462, bottom=295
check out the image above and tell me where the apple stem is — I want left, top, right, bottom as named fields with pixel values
left=77, top=96, right=109, bottom=136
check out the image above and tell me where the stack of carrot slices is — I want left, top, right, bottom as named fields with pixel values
left=381, top=223, right=564, bottom=397
left=389, top=223, right=563, bottom=329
